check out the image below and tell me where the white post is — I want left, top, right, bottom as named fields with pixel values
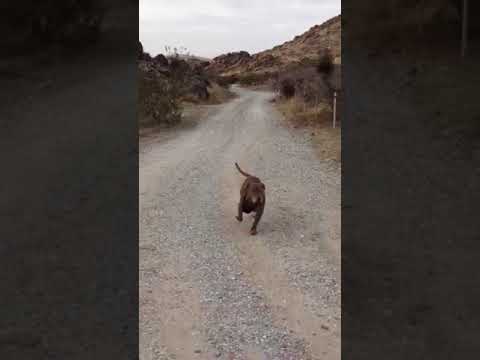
left=333, top=91, right=337, bottom=128
left=462, top=0, right=468, bottom=58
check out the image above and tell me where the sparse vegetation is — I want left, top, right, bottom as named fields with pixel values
left=317, top=49, right=334, bottom=76
left=280, top=78, right=296, bottom=98
left=277, top=97, right=339, bottom=161
left=138, top=45, right=188, bottom=127
left=277, top=64, right=332, bottom=103
left=205, top=83, right=235, bottom=104
left=138, top=69, right=183, bottom=127
left=272, top=42, right=341, bottom=162
left=278, top=97, right=332, bottom=126
left=138, top=43, right=235, bottom=130
left=237, top=72, right=272, bottom=86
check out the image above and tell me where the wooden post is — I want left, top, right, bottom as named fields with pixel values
left=333, top=91, right=337, bottom=128
left=462, top=0, right=468, bottom=58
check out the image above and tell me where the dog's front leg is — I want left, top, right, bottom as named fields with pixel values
left=236, top=198, right=244, bottom=222
left=250, top=204, right=264, bottom=235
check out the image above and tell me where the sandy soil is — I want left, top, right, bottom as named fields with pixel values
left=140, top=86, right=341, bottom=360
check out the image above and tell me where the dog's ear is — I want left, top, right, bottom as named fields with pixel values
left=261, top=183, right=266, bottom=190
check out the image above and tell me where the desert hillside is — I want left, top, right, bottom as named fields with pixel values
left=207, top=15, right=340, bottom=77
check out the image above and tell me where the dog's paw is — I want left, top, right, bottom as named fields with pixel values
left=250, top=229, right=257, bottom=236
left=235, top=216, right=243, bottom=222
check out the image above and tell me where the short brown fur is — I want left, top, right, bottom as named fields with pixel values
left=235, top=162, right=266, bottom=235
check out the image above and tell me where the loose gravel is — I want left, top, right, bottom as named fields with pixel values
left=140, top=87, right=340, bottom=360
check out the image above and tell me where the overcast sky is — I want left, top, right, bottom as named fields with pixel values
left=139, top=0, right=340, bottom=59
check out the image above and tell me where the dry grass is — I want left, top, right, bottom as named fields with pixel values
left=311, top=127, right=341, bottom=162
left=277, top=97, right=332, bottom=126
left=277, top=97, right=340, bottom=161
left=206, top=83, right=236, bottom=104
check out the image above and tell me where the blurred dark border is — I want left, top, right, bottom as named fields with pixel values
left=342, top=1, right=480, bottom=359
left=0, top=1, right=138, bottom=359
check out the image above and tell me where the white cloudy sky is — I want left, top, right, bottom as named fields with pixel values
left=139, top=0, right=340, bottom=59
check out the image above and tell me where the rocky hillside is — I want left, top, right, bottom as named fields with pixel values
left=138, top=42, right=213, bottom=102
left=207, top=15, right=340, bottom=77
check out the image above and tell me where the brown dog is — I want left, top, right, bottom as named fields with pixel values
left=235, top=162, right=266, bottom=235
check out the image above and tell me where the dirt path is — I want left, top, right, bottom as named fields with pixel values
left=140, top=86, right=341, bottom=360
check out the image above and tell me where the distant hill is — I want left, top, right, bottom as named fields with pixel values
left=206, top=15, right=341, bottom=77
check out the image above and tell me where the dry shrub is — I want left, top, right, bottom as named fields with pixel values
left=317, top=49, right=334, bottom=75
left=280, top=78, right=296, bottom=98
left=278, top=97, right=332, bottom=126
left=277, top=65, right=331, bottom=103
left=138, top=71, right=182, bottom=127
left=205, top=83, right=235, bottom=104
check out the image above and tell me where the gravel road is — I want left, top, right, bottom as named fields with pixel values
left=140, top=86, right=340, bottom=360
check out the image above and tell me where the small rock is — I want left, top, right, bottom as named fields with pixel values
left=194, top=349, right=202, bottom=354
left=321, top=325, right=329, bottom=330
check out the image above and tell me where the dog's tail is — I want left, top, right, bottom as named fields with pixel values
left=235, top=162, right=252, bottom=177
